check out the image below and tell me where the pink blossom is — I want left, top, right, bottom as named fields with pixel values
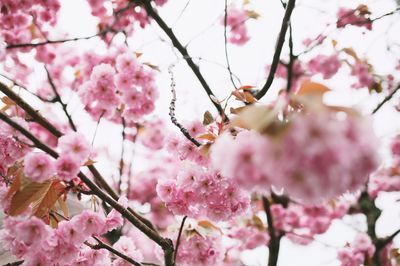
left=337, top=6, right=372, bottom=30
left=307, top=54, right=341, bottom=79
left=56, top=154, right=81, bottom=181
left=72, top=210, right=107, bottom=236
left=58, top=132, right=91, bottom=163
left=175, top=233, right=224, bottom=266
left=23, top=152, right=55, bottom=182
left=351, top=62, right=374, bottom=89
left=223, top=8, right=250, bottom=45
left=210, top=131, right=272, bottom=191
left=390, top=135, right=400, bottom=158
left=113, top=236, right=144, bottom=265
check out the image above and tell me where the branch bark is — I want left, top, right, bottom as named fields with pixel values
left=262, top=196, right=282, bottom=266
left=255, top=0, right=296, bottom=100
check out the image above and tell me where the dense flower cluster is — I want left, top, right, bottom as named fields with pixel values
left=337, top=233, right=375, bottom=266
left=78, top=50, right=158, bottom=126
left=0, top=0, right=60, bottom=47
left=336, top=5, right=372, bottom=30
left=22, top=132, right=90, bottom=183
left=157, top=162, right=250, bottom=221
left=211, top=105, right=380, bottom=203
left=307, top=54, right=342, bottom=79
left=87, top=0, right=167, bottom=36
left=0, top=118, right=30, bottom=177
left=175, top=231, right=224, bottom=266
left=271, top=201, right=349, bottom=244
left=0, top=209, right=123, bottom=265
left=351, top=61, right=375, bottom=89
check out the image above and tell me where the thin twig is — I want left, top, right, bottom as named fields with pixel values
left=91, top=236, right=142, bottom=266
left=117, top=118, right=126, bottom=195
left=44, top=66, right=77, bottom=131
left=372, top=84, right=400, bottom=114
left=168, top=64, right=201, bottom=147
left=224, top=0, right=238, bottom=90
left=174, top=216, right=187, bottom=263
left=6, top=31, right=109, bottom=49
left=255, top=0, right=296, bottom=100
left=286, top=23, right=295, bottom=92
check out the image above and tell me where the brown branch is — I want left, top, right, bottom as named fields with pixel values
left=286, top=23, right=295, bottom=92
left=173, top=216, right=187, bottom=264
left=372, top=84, right=400, bottom=114
left=3, top=261, right=23, bottom=266
left=0, top=112, right=174, bottom=266
left=255, top=0, right=296, bottom=100
left=137, top=0, right=228, bottom=122
left=90, top=236, right=142, bottom=266
left=262, top=196, right=282, bottom=266
left=6, top=30, right=110, bottom=50
left=117, top=118, right=126, bottom=195
left=44, top=66, right=77, bottom=131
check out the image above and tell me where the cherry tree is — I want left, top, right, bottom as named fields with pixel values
left=0, top=0, right=399, bottom=265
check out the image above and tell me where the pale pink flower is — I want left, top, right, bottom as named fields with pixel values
left=56, top=154, right=81, bottom=181
left=23, top=152, right=55, bottom=182
left=58, top=132, right=91, bottom=163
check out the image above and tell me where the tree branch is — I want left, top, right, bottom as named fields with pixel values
left=255, top=0, right=296, bottom=100
left=137, top=0, right=228, bottom=121
left=44, top=66, right=77, bottom=131
left=262, top=196, right=282, bottom=266
left=286, top=23, right=295, bottom=92
left=90, top=236, right=142, bottom=266
left=372, top=84, right=400, bottom=114
left=173, top=216, right=187, bottom=264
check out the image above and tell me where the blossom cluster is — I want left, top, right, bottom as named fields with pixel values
left=337, top=233, right=375, bottom=266
left=0, top=118, right=30, bottom=177
left=211, top=105, right=380, bottom=203
left=174, top=231, right=225, bottom=266
left=307, top=54, right=342, bottom=79
left=223, top=7, right=250, bottom=45
left=87, top=0, right=168, bottom=37
left=78, top=50, right=158, bottom=126
left=156, top=162, right=250, bottom=221
left=0, top=0, right=60, bottom=48
left=0, top=208, right=125, bottom=265
left=336, top=5, right=372, bottom=30
left=271, top=201, right=349, bottom=244
left=23, top=132, right=90, bottom=183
